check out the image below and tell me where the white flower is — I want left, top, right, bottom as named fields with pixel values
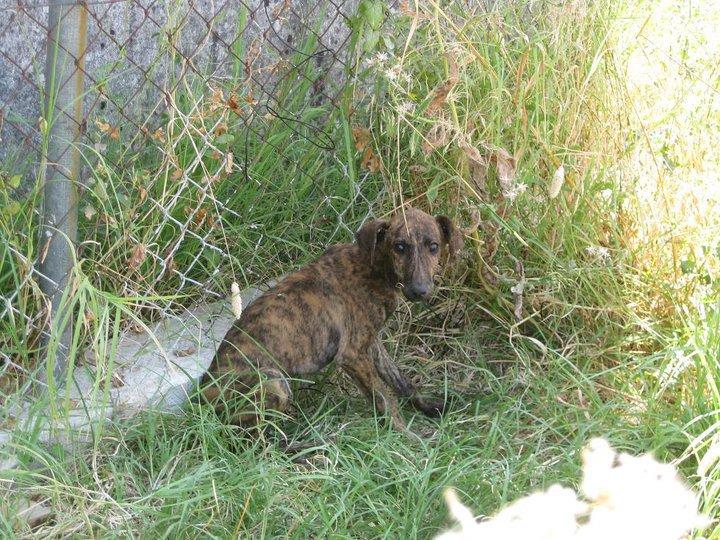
left=658, top=351, right=692, bottom=389
left=503, top=182, right=528, bottom=201
left=585, top=246, right=610, bottom=262
left=396, top=101, right=415, bottom=116
left=384, top=64, right=409, bottom=84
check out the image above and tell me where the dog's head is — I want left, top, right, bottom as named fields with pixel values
left=356, top=206, right=464, bottom=301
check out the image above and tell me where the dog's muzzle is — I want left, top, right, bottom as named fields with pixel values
left=402, top=281, right=432, bottom=301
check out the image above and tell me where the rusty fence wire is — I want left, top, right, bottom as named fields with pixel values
left=0, top=0, right=388, bottom=383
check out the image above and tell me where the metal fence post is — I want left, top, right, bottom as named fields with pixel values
left=39, top=0, right=87, bottom=382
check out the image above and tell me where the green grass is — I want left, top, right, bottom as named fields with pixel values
left=1, top=0, right=719, bottom=537
left=2, top=334, right=675, bottom=538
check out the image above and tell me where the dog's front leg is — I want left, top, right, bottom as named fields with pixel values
left=341, top=354, right=407, bottom=433
left=371, top=339, right=449, bottom=417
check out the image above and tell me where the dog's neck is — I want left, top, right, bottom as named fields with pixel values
left=364, top=248, right=397, bottom=287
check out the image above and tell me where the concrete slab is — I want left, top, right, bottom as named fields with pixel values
left=92, top=282, right=270, bottom=417
left=0, top=281, right=273, bottom=450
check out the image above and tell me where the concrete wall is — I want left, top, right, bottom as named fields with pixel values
left=0, top=0, right=358, bottom=178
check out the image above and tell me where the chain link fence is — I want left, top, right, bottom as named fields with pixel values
left=0, top=0, right=388, bottom=386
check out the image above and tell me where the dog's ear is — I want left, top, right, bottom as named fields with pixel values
left=356, top=219, right=389, bottom=265
left=436, top=215, right=464, bottom=258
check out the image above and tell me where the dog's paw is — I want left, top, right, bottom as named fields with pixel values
left=414, top=396, right=450, bottom=417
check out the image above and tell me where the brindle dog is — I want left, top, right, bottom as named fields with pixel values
left=202, top=206, right=464, bottom=433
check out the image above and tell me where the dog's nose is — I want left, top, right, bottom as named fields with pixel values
left=407, top=282, right=431, bottom=300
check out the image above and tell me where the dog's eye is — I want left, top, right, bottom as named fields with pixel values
left=429, top=242, right=439, bottom=253
left=394, top=242, right=406, bottom=254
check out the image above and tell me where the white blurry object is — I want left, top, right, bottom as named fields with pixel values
left=436, top=438, right=707, bottom=540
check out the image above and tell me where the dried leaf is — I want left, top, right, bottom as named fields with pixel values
left=470, top=161, right=488, bottom=193
left=129, top=322, right=144, bottom=334
left=494, top=147, right=517, bottom=195
left=194, top=208, right=208, bottom=228
left=231, top=282, right=243, bottom=319
left=210, top=87, right=224, bottom=110
left=100, top=212, right=117, bottom=227
left=409, top=164, right=428, bottom=175
left=173, top=347, right=197, bottom=358
left=422, top=123, right=450, bottom=155
left=245, top=89, right=258, bottom=106
left=549, top=164, right=565, bottom=199
left=361, top=147, right=382, bottom=173
left=96, top=119, right=119, bottom=140
left=39, top=237, right=51, bottom=264
left=171, top=168, right=183, bottom=181
left=426, top=57, right=459, bottom=115
left=399, top=0, right=429, bottom=19
left=458, top=136, right=485, bottom=165
left=214, top=123, right=228, bottom=137
left=128, top=243, right=146, bottom=270
left=227, top=92, right=240, bottom=112
left=426, top=83, right=455, bottom=115
left=245, top=40, right=261, bottom=79
left=458, top=135, right=489, bottom=194
left=152, top=128, right=165, bottom=142
left=110, top=373, right=125, bottom=388
left=139, top=187, right=148, bottom=203
left=482, top=221, right=499, bottom=261
left=352, top=126, right=372, bottom=152
left=511, top=258, right=525, bottom=321
left=82, top=310, right=96, bottom=336
left=225, top=152, right=234, bottom=174
left=448, top=54, right=459, bottom=81
left=461, top=208, right=482, bottom=236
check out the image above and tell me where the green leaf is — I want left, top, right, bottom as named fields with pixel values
left=359, top=0, right=384, bottom=28
left=8, top=175, right=21, bottom=189
left=216, top=133, right=235, bottom=145
left=5, top=201, right=21, bottom=216
left=367, top=2, right=384, bottom=28
left=93, top=179, right=109, bottom=201
left=409, top=131, right=418, bottom=157
left=364, top=29, right=380, bottom=53
left=426, top=176, right=442, bottom=203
